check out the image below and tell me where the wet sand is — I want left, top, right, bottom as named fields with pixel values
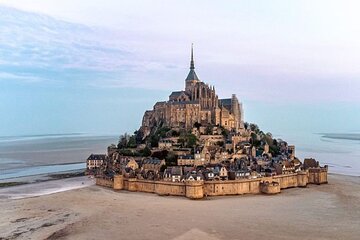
left=0, top=174, right=359, bottom=240
left=0, top=176, right=94, bottom=200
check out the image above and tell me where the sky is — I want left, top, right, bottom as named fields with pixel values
left=0, top=0, right=360, bottom=136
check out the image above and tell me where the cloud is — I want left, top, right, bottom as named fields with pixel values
left=0, top=6, right=127, bottom=71
left=0, top=4, right=359, bottom=103
left=0, top=5, right=175, bottom=88
left=0, top=72, right=44, bottom=83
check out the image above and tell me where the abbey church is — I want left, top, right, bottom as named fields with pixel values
left=141, top=46, right=244, bottom=136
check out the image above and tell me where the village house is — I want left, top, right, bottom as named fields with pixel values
left=163, top=167, right=183, bottom=182
left=303, top=158, right=319, bottom=169
left=86, top=154, right=107, bottom=170
left=203, top=169, right=215, bottom=181
left=177, top=154, right=195, bottom=166
left=126, top=158, right=139, bottom=170
left=288, top=145, right=295, bottom=159
left=186, top=171, right=204, bottom=181
left=273, top=160, right=295, bottom=175
left=141, top=158, right=165, bottom=172
left=158, top=139, right=174, bottom=150
left=219, top=166, right=228, bottom=180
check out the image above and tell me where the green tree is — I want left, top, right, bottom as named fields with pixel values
left=127, top=135, right=137, bottom=148
left=150, top=135, right=159, bottom=148
left=186, top=134, right=197, bottom=148
left=165, top=152, right=177, bottom=166
left=118, top=133, right=129, bottom=149
left=250, top=123, right=259, bottom=133
left=179, top=133, right=198, bottom=148
left=220, top=127, right=229, bottom=138
left=205, top=126, right=213, bottom=135
left=141, top=146, right=151, bottom=157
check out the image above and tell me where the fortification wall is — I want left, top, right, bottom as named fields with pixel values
left=185, top=181, right=204, bottom=199
left=121, top=178, right=186, bottom=196
left=96, top=170, right=327, bottom=199
left=155, top=181, right=186, bottom=196
left=113, top=175, right=123, bottom=190
left=126, top=179, right=156, bottom=193
left=260, top=182, right=281, bottom=194
left=274, top=173, right=303, bottom=189
left=203, top=178, right=261, bottom=196
left=308, top=169, right=328, bottom=184
left=96, top=178, right=113, bottom=188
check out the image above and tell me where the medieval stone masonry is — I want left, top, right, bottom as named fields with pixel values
left=92, top=45, right=328, bottom=200
left=140, top=45, right=244, bottom=138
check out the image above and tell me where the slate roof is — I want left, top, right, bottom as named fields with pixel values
left=179, top=154, right=194, bottom=159
left=185, top=69, right=199, bottom=81
left=171, top=167, right=182, bottom=175
left=170, top=100, right=199, bottom=105
left=143, top=158, right=163, bottom=165
left=169, top=91, right=185, bottom=98
left=87, top=154, right=107, bottom=160
left=219, top=98, right=232, bottom=106
left=303, top=158, right=319, bottom=169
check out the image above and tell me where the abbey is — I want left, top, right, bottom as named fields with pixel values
left=141, top=46, right=244, bottom=136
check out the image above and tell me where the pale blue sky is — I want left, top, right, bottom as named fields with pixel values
left=0, top=1, right=359, bottom=136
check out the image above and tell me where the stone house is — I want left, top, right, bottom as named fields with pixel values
left=274, top=160, right=295, bottom=175
left=163, top=167, right=183, bottom=182
left=158, top=139, right=174, bottom=150
left=86, top=154, right=107, bottom=170
left=177, top=154, right=195, bottom=166
left=142, top=158, right=165, bottom=172
left=219, top=166, right=228, bottom=180
left=235, top=169, right=251, bottom=179
left=203, top=169, right=215, bottom=181
left=186, top=172, right=203, bottom=181
left=303, top=158, right=319, bottom=169
left=126, top=158, right=139, bottom=170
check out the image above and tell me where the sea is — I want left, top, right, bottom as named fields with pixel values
left=275, top=131, right=360, bottom=176
left=0, top=133, right=118, bottom=181
left=0, top=131, right=359, bottom=181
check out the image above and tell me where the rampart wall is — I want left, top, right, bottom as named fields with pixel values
left=96, top=177, right=113, bottom=188
left=96, top=170, right=327, bottom=199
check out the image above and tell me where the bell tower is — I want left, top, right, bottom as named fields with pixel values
left=185, top=44, right=200, bottom=93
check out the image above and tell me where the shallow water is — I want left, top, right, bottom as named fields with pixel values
left=0, top=132, right=359, bottom=179
left=0, top=163, right=86, bottom=180
left=0, top=133, right=117, bottom=180
left=276, top=132, right=360, bottom=176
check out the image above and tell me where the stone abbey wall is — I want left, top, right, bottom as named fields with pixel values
left=97, top=170, right=327, bottom=199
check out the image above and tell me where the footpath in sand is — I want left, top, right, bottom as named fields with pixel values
left=0, top=174, right=359, bottom=240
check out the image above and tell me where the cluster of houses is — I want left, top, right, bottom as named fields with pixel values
left=86, top=130, right=323, bottom=183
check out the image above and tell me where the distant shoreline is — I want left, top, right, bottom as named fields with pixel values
left=319, top=133, right=360, bottom=141
left=0, top=170, right=85, bottom=188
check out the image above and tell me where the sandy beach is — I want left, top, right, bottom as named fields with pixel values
left=0, top=174, right=359, bottom=240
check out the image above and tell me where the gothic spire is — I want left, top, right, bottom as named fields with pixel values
left=190, top=43, right=195, bottom=70
left=185, top=43, right=199, bottom=81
